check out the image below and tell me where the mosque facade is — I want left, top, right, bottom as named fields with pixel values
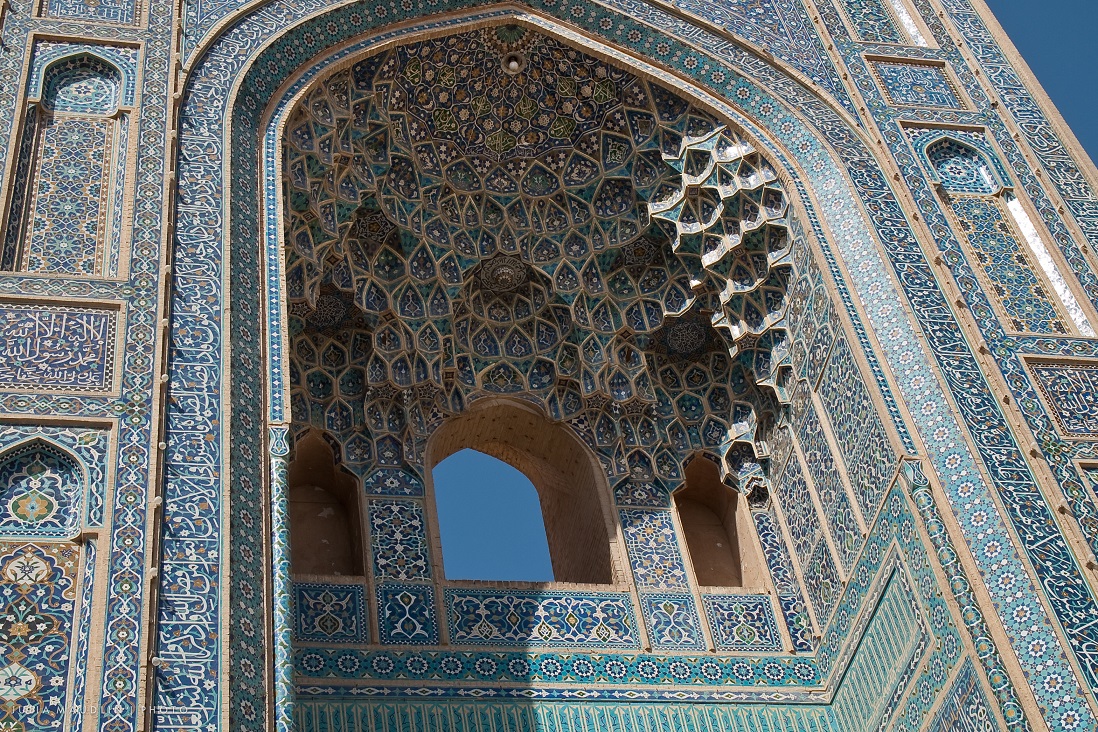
left=0, top=0, right=1096, bottom=729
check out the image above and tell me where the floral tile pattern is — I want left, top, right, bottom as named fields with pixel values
left=446, top=590, right=638, bottom=648
left=293, top=582, right=368, bottom=643
left=640, top=593, right=707, bottom=651
left=703, top=594, right=782, bottom=652
left=368, top=499, right=432, bottom=581
left=376, top=583, right=438, bottom=645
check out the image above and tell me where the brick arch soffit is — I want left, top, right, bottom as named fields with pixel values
left=260, top=17, right=853, bottom=503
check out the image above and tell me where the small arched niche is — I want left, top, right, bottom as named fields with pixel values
left=675, top=456, right=764, bottom=589
left=287, top=431, right=365, bottom=576
left=925, top=137, right=999, bottom=195
left=2, top=54, right=128, bottom=276
left=427, top=399, right=616, bottom=585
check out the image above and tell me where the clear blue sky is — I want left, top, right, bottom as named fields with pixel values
left=433, top=449, right=554, bottom=581
left=987, top=0, right=1098, bottom=165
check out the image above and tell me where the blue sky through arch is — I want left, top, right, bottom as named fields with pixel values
left=433, top=448, right=554, bottom=582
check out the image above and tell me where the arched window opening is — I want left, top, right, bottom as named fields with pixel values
left=287, top=432, right=364, bottom=576
left=428, top=400, right=615, bottom=585
left=432, top=449, right=553, bottom=582
left=675, top=456, right=764, bottom=589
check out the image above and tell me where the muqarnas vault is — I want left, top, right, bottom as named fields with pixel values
left=0, top=0, right=1096, bottom=728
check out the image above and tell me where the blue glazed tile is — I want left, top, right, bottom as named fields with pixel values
left=640, top=593, right=706, bottom=650
left=703, top=594, right=782, bottom=652
left=1026, top=360, right=1098, bottom=438
left=0, top=304, right=116, bottom=392
left=618, top=509, right=689, bottom=590
left=294, top=582, right=369, bottom=644
left=446, top=589, right=639, bottom=648
left=368, top=499, right=432, bottom=581
left=376, top=583, right=438, bottom=645
left=871, top=60, right=963, bottom=108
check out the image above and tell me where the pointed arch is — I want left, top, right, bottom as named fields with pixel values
left=287, top=431, right=365, bottom=576
left=0, top=437, right=85, bottom=539
left=674, top=453, right=765, bottom=589
left=432, top=448, right=554, bottom=582
left=426, top=398, right=620, bottom=585
left=924, top=136, right=1005, bottom=195
left=40, top=54, right=123, bottom=114
left=2, top=52, right=130, bottom=275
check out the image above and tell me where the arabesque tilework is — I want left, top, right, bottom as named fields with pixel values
left=0, top=542, right=81, bottom=731
left=293, top=582, right=369, bottom=643
left=1, top=0, right=1097, bottom=730
left=703, top=594, right=782, bottom=652
left=376, top=582, right=438, bottom=645
left=0, top=441, right=84, bottom=538
left=838, top=0, right=905, bottom=44
left=445, top=589, right=639, bottom=648
left=871, top=59, right=964, bottom=108
left=641, top=592, right=707, bottom=650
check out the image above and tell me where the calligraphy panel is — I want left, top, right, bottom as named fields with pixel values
left=1023, top=358, right=1098, bottom=440
left=0, top=302, right=118, bottom=393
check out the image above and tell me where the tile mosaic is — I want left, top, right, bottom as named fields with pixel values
left=0, top=440, right=83, bottom=539
left=295, top=698, right=834, bottom=730
left=829, top=565, right=928, bottom=731
left=639, top=592, right=707, bottom=650
left=293, top=582, right=368, bottom=644
left=795, top=403, right=863, bottom=572
left=0, top=426, right=108, bottom=528
left=927, top=138, right=999, bottom=195
left=0, top=542, right=81, bottom=731
left=871, top=59, right=963, bottom=108
left=951, top=196, right=1068, bottom=334
left=753, top=508, right=814, bottom=652
left=132, top=0, right=1098, bottom=728
left=367, top=499, right=431, bottom=581
left=44, top=0, right=138, bottom=24
left=0, top=303, right=116, bottom=392
left=294, top=645, right=822, bottom=687
left=27, top=44, right=139, bottom=108
left=376, top=582, right=438, bottom=645
left=0, top=19, right=168, bottom=732
left=1025, top=360, right=1098, bottom=439
left=816, top=335, right=897, bottom=521
left=702, top=594, right=783, bottom=652
left=928, top=661, right=1005, bottom=732
left=445, top=589, right=639, bottom=648
left=838, top=0, right=906, bottom=44
left=618, top=509, right=689, bottom=590
left=21, top=116, right=117, bottom=276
